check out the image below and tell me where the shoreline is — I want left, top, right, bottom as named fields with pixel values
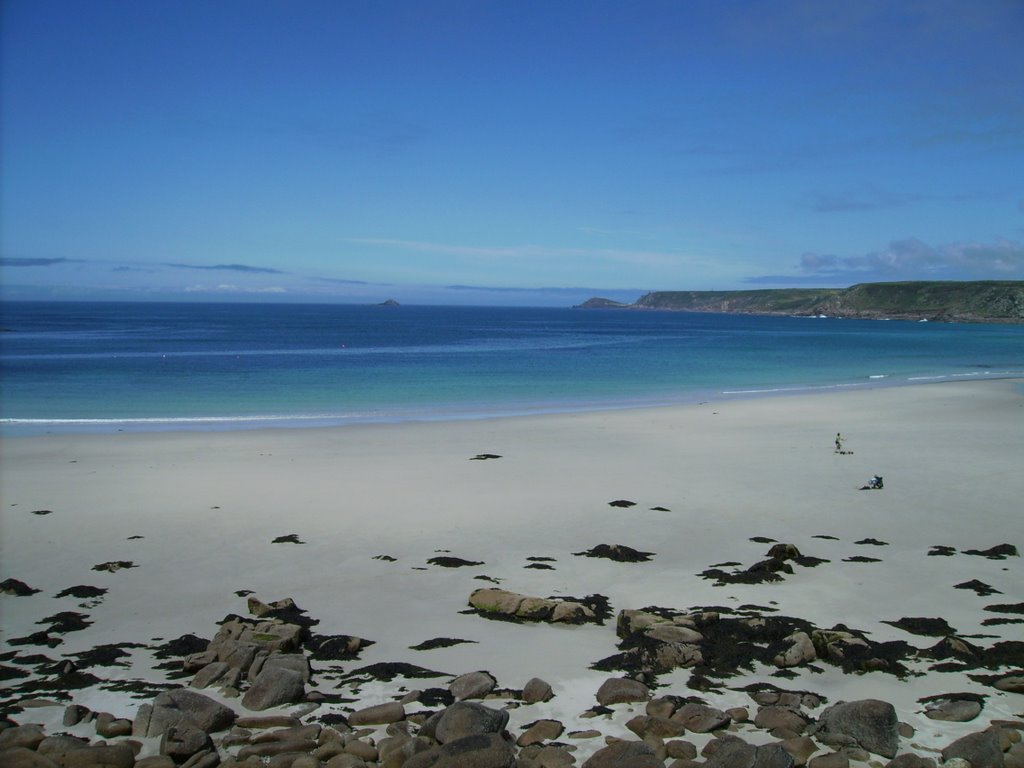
left=2, top=369, right=1022, bottom=438
left=1, top=379, right=1022, bottom=764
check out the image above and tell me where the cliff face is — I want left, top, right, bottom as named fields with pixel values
left=611, top=281, right=1024, bottom=323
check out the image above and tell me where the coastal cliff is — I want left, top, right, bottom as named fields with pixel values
left=578, top=281, right=1024, bottom=323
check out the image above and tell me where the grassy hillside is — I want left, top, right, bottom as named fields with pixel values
left=616, top=281, right=1024, bottom=323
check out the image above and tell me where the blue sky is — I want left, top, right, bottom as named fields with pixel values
left=2, top=0, right=1022, bottom=306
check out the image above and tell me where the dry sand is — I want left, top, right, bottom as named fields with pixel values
left=1, top=378, right=1022, bottom=758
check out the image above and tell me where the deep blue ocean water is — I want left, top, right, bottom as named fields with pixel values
left=1, top=301, right=1022, bottom=435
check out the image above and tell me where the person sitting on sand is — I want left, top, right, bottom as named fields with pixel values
left=859, top=475, right=883, bottom=490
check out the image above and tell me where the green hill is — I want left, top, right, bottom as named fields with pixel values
left=582, top=281, right=1024, bottom=323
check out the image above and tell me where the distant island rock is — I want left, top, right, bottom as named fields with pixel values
left=573, top=297, right=631, bottom=309
left=377, top=299, right=400, bottom=307
left=575, top=281, right=1024, bottom=324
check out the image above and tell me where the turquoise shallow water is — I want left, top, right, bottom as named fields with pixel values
left=1, top=301, right=1022, bottom=434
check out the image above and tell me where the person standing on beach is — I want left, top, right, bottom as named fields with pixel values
left=835, top=433, right=843, bottom=453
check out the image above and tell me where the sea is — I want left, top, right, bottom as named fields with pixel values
left=1, top=301, right=1022, bottom=436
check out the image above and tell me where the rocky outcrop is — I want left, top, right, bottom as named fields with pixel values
left=467, top=588, right=600, bottom=624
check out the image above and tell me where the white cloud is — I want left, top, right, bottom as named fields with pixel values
left=797, top=238, right=1024, bottom=280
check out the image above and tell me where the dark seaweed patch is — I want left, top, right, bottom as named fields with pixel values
left=574, top=544, right=654, bottom=563
left=882, top=617, right=955, bottom=637
left=409, top=637, right=478, bottom=651
left=983, top=602, right=1024, bottom=614
left=0, top=579, right=40, bottom=596
left=963, top=544, right=1018, bottom=560
left=54, top=585, right=107, bottom=600
left=469, top=453, right=502, bottom=460
left=92, top=561, right=137, bottom=572
left=855, top=538, right=889, bottom=546
left=272, top=534, right=305, bottom=544
left=954, top=580, right=1001, bottom=597
left=342, top=662, right=449, bottom=683
left=608, top=500, right=636, bottom=508
left=843, top=556, right=882, bottom=563
left=928, top=545, right=957, bottom=557
left=427, top=556, right=484, bottom=568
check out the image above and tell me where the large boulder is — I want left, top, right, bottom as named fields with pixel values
left=596, top=677, right=650, bottom=706
left=403, top=733, right=516, bottom=768
left=450, top=671, right=496, bottom=701
left=140, top=687, right=236, bottom=737
left=582, top=739, right=663, bottom=768
left=428, top=702, right=510, bottom=744
left=941, top=730, right=1004, bottom=768
left=241, top=666, right=305, bottom=711
left=816, top=699, right=899, bottom=759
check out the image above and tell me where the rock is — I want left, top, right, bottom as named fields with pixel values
left=995, top=676, right=1024, bottom=693
left=596, top=678, right=650, bottom=706
left=779, top=736, right=818, bottom=766
left=672, top=703, right=731, bottom=733
left=550, top=601, right=596, bottom=623
left=145, top=688, right=236, bottom=737
left=347, top=702, right=405, bottom=726
left=808, top=753, right=849, bottom=768
left=61, top=745, right=136, bottom=768
left=135, top=757, right=175, bottom=768
left=644, top=625, right=704, bottom=644
left=160, top=724, right=213, bottom=763
left=625, top=715, right=687, bottom=740
left=754, top=707, right=809, bottom=734
left=95, top=712, right=133, bottom=738
left=192, top=661, right=231, bottom=689
left=816, top=699, right=900, bottom=758
left=450, top=671, right=496, bottom=701
left=431, top=702, right=510, bottom=744
left=518, top=719, right=565, bottom=746
left=37, top=736, right=90, bottom=757
left=468, top=588, right=524, bottom=615
left=522, top=677, right=554, bottom=704
left=581, top=739, right=663, bottom=768
left=404, top=733, right=517, bottom=768
left=62, top=705, right=91, bottom=727
left=775, top=632, right=817, bottom=668
left=767, top=544, right=802, bottom=561
left=237, top=740, right=321, bottom=759
left=0, top=748, right=59, bottom=768
left=0, top=725, right=47, bottom=751
left=884, top=755, right=936, bottom=768
left=241, top=666, right=305, bottom=711
left=941, top=730, right=1004, bottom=768
left=923, top=698, right=982, bottom=722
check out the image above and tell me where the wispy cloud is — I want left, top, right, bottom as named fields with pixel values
left=808, top=190, right=921, bottom=213
left=0, top=257, right=80, bottom=267
left=346, top=237, right=691, bottom=269
left=184, top=284, right=287, bottom=294
left=164, top=263, right=286, bottom=275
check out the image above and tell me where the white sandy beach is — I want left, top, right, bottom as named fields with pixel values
left=2, top=379, right=1022, bottom=761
